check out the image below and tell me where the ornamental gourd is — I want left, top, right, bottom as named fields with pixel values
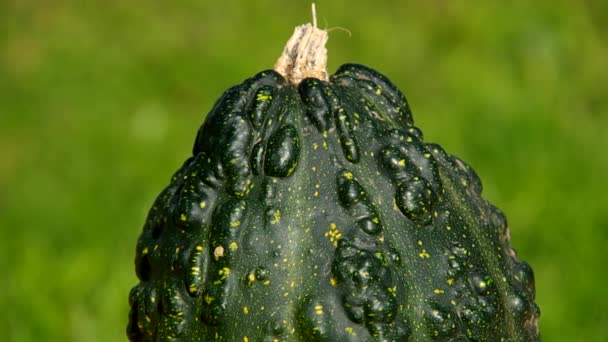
left=128, top=9, right=540, bottom=342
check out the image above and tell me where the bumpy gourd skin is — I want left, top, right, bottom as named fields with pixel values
left=128, top=64, right=540, bottom=341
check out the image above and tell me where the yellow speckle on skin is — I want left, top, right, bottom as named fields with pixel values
left=229, top=242, right=239, bottom=250
left=218, top=267, right=231, bottom=281
left=214, top=246, right=225, bottom=258
left=311, top=166, right=317, bottom=171
left=322, top=140, right=328, bottom=149
left=434, top=289, right=445, bottom=294
left=371, top=217, right=380, bottom=224
left=424, top=153, right=431, bottom=158
left=447, top=278, right=455, bottom=285
left=325, top=223, right=342, bottom=247
left=419, top=249, right=430, bottom=259
left=329, top=277, right=337, bottom=286
left=314, top=305, right=323, bottom=315
left=313, top=142, right=319, bottom=150
left=344, top=172, right=353, bottom=180
left=180, top=213, right=187, bottom=222
left=314, top=191, right=319, bottom=197
left=345, top=327, right=356, bottom=336
left=199, top=201, right=207, bottom=209
left=231, top=220, right=241, bottom=228
left=244, top=336, right=249, bottom=342
left=375, top=87, right=382, bottom=95
left=446, top=225, right=452, bottom=231
left=322, top=131, right=328, bottom=138
left=398, top=159, right=406, bottom=166
left=271, top=209, right=281, bottom=224
left=243, top=306, right=249, bottom=314
left=417, top=240, right=423, bottom=246
left=287, top=161, right=298, bottom=176
left=256, top=93, right=271, bottom=102
left=196, top=245, right=203, bottom=251
left=142, top=247, right=149, bottom=255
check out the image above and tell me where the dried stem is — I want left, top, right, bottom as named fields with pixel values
left=273, top=3, right=328, bottom=84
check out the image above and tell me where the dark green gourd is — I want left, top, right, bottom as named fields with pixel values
left=128, top=13, right=539, bottom=342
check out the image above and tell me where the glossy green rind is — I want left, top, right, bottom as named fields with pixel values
left=128, top=64, right=539, bottom=341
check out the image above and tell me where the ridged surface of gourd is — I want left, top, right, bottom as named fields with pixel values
left=127, top=64, right=539, bottom=341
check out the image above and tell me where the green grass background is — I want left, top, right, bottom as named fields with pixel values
left=1, top=0, right=607, bottom=340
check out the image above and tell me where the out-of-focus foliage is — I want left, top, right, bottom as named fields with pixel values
left=1, top=1, right=606, bottom=340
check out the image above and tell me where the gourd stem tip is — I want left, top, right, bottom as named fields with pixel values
left=273, top=3, right=329, bottom=84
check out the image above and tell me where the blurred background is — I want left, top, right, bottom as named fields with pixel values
left=1, top=0, right=607, bottom=340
